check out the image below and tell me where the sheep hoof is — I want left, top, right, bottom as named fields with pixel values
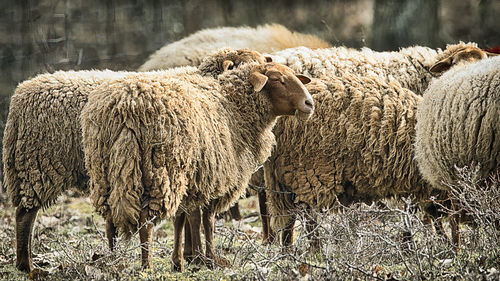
left=28, top=268, right=49, bottom=280
left=183, top=252, right=194, bottom=263
left=172, top=260, right=184, bottom=272
left=16, top=261, right=32, bottom=273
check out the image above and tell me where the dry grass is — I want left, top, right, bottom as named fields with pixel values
left=0, top=167, right=498, bottom=280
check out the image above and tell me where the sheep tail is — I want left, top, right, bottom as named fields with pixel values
left=2, top=106, right=22, bottom=207
left=107, top=126, right=144, bottom=240
left=263, top=160, right=295, bottom=232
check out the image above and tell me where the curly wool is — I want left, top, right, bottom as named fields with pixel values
left=263, top=42, right=483, bottom=230
left=3, top=70, right=130, bottom=210
left=415, top=56, right=500, bottom=190
left=3, top=48, right=264, bottom=212
left=265, top=76, right=432, bottom=230
left=82, top=62, right=277, bottom=238
left=138, top=23, right=331, bottom=71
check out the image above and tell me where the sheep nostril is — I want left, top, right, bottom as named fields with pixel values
left=305, top=99, right=313, bottom=108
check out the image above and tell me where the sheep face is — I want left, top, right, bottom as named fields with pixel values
left=250, top=63, right=314, bottom=120
left=430, top=46, right=497, bottom=73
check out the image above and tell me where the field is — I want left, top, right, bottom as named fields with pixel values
left=0, top=167, right=498, bottom=281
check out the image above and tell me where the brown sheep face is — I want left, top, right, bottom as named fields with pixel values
left=250, top=63, right=314, bottom=120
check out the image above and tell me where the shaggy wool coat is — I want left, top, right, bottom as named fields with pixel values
left=415, top=56, right=500, bottom=190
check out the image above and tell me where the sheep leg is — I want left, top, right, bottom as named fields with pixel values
left=172, top=212, right=186, bottom=272
left=106, top=214, right=117, bottom=251
left=15, top=205, right=39, bottom=273
left=281, top=215, right=296, bottom=247
left=258, top=190, right=274, bottom=244
left=450, top=200, right=461, bottom=251
left=229, top=202, right=242, bottom=221
left=139, top=209, right=153, bottom=269
left=183, top=217, right=194, bottom=263
left=187, top=207, right=205, bottom=266
left=202, top=204, right=230, bottom=268
left=429, top=216, right=448, bottom=241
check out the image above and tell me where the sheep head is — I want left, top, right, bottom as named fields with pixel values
left=200, top=48, right=269, bottom=77
left=430, top=44, right=498, bottom=73
left=250, top=62, right=314, bottom=121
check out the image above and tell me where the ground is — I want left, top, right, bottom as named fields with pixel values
left=0, top=170, right=499, bottom=281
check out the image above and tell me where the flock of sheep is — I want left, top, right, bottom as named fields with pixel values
left=3, top=23, right=499, bottom=275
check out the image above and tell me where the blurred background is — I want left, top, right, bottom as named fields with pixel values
left=0, top=0, right=499, bottom=169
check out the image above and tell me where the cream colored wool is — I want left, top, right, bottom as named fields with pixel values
left=265, top=76, right=434, bottom=230
left=270, top=42, right=480, bottom=95
left=3, top=70, right=130, bottom=210
left=82, top=61, right=280, bottom=238
left=139, top=23, right=331, bottom=71
left=415, top=56, right=500, bottom=190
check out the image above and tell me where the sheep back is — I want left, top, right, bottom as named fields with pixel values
left=139, top=24, right=331, bottom=71
left=269, top=45, right=439, bottom=95
left=415, top=56, right=500, bottom=189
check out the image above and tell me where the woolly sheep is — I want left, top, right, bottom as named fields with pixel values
left=81, top=54, right=314, bottom=270
left=263, top=44, right=495, bottom=246
left=2, top=70, right=132, bottom=273
left=3, top=48, right=267, bottom=274
left=139, top=23, right=331, bottom=71
left=415, top=55, right=500, bottom=193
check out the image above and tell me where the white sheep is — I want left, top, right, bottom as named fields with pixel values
left=415, top=55, right=499, bottom=195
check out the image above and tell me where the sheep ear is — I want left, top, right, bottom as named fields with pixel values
left=265, top=56, right=273, bottom=62
left=223, top=60, right=234, bottom=71
left=296, top=74, right=311, bottom=85
left=429, top=57, right=453, bottom=73
left=249, top=72, right=268, bottom=92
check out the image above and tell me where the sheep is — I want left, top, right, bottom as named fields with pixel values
left=81, top=53, right=314, bottom=270
left=3, top=48, right=267, bottom=274
left=2, top=70, right=133, bottom=273
left=138, top=23, right=331, bottom=71
left=269, top=42, right=491, bottom=96
left=263, top=44, right=496, bottom=246
left=415, top=55, right=500, bottom=195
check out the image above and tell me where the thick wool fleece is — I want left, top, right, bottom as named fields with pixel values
left=82, top=62, right=277, bottom=238
left=265, top=76, right=433, bottom=230
left=3, top=70, right=129, bottom=209
left=415, top=56, right=500, bottom=190
left=139, top=24, right=331, bottom=71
